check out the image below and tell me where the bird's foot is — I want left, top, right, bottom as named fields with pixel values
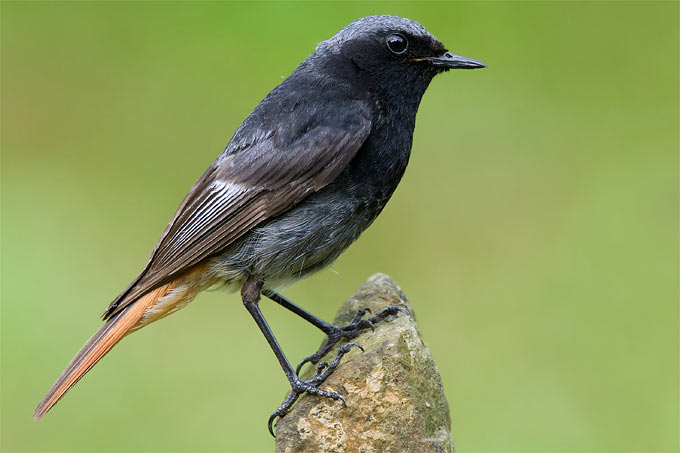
left=295, top=305, right=409, bottom=375
left=268, top=342, right=363, bottom=437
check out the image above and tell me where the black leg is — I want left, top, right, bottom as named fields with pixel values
left=262, top=289, right=331, bottom=331
left=241, top=277, right=362, bottom=437
left=262, top=289, right=409, bottom=374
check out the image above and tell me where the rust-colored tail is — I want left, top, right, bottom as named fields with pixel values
left=33, top=284, right=172, bottom=420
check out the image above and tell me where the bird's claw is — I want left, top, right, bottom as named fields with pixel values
left=350, top=307, right=372, bottom=324
left=295, top=305, right=408, bottom=375
left=296, top=349, right=330, bottom=375
left=268, top=342, right=362, bottom=437
left=316, top=361, right=329, bottom=375
left=270, top=306, right=408, bottom=435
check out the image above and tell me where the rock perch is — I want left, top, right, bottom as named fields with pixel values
left=275, top=273, right=453, bottom=453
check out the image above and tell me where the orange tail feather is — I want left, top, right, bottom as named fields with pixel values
left=33, top=283, right=172, bottom=420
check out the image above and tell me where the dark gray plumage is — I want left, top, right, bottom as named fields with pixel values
left=103, top=15, right=484, bottom=317
left=34, top=15, right=484, bottom=431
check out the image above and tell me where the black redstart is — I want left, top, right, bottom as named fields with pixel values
left=34, top=15, right=485, bottom=434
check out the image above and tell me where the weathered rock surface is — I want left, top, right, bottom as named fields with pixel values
left=275, top=273, right=453, bottom=453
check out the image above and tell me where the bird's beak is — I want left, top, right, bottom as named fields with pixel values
left=415, top=51, right=486, bottom=69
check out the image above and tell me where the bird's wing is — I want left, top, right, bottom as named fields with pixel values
left=103, top=99, right=372, bottom=319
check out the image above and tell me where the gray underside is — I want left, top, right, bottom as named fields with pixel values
left=214, top=182, right=377, bottom=289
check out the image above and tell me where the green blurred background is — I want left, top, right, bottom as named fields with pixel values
left=2, top=1, right=677, bottom=452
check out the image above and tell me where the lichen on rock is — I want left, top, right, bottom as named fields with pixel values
left=275, top=273, right=453, bottom=453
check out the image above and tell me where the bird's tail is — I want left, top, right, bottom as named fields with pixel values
left=33, top=283, right=174, bottom=421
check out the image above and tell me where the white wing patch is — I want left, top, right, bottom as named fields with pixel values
left=154, top=181, right=250, bottom=268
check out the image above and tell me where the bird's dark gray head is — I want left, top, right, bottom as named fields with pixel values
left=307, top=15, right=485, bottom=104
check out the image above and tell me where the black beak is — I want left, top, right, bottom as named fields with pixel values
left=421, top=51, right=486, bottom=69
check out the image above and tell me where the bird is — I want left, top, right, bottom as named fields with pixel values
left=33, top=15, right=485, bottom=435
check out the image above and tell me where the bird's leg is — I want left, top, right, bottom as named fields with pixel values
left=241, top=276, right=362, bottom=437
left=262, top=289, right=409, bottom=374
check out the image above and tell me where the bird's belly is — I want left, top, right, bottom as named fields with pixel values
left=211, top=187, right=378, bottom=288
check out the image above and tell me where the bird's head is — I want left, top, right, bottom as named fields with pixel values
left=310, top=15, right=485, bottom=100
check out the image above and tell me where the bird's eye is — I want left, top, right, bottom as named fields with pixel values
left=386, top=34, right=408, bottom=55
